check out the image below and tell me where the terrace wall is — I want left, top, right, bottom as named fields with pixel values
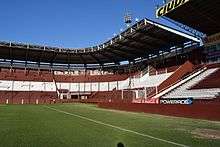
left=99, top=102, right=220, bottom=121
left=0, top=91, right=57, bottom=104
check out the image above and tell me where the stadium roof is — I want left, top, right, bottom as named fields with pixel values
left=0, top=18, right=199, bottom=68
left=156, top=0, right=220, bottom=36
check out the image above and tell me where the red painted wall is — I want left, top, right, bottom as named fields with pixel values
left=98, top=102, right=220, bottom=121
left=0, top=91, right=57, bottom=104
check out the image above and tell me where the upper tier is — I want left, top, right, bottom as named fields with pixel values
left=0, top=18, right=199, bottom=68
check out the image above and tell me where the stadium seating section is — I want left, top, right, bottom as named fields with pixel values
left=0, top=62, right=220, bottom=105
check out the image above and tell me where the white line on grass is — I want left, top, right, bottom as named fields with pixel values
left=44, top=106, right=189, bottom=147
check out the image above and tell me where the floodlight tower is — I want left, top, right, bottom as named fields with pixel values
left=124, top=11, right=133, bottom=90
left=124, top=12, right=132, bottom=27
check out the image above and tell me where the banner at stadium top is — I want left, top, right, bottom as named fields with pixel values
left=156, top=0, right=191, bottom=18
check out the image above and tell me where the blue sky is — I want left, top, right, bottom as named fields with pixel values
left=0, top=0, right=166, bottom=48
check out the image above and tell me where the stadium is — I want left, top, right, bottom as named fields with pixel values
left=0, top=0, right=220, bottom=146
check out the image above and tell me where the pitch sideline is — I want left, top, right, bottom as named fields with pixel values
left=44, top=106, right=189, bottom=147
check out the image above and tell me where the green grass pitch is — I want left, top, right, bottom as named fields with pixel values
left=0, top=103, right=219, bottom=147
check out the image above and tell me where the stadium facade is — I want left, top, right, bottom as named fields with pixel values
left=0, top=0, right=220, bottom=120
